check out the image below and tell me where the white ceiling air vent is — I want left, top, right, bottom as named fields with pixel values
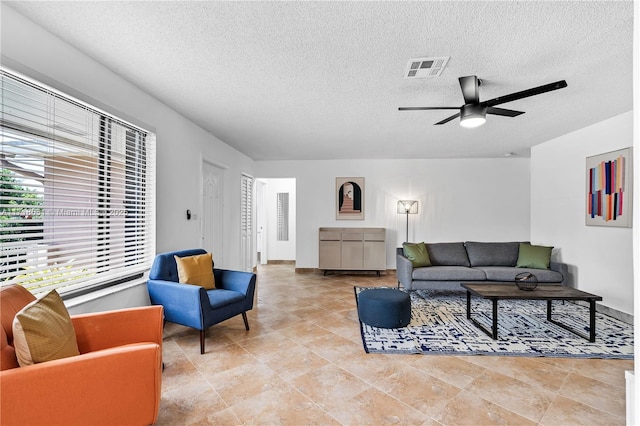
left=404, top=57, right=450, bottom=79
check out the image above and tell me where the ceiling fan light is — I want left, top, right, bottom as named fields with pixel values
left=459, top=104, right=487, bottom=128
left=460, top=116, right=486, bottom=128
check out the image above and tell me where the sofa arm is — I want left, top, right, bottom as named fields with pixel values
left=214, top=269, right=255, bottom=294
left=147, top=279, right=208, bottom=329
left=0, top=343, right=161, bottom=426
left=396, top=252, right=414, bottom=290
left=72, top=306, right=163, bottom=353
left=214, top=269, right=256, bottom=307
left=550, top=261, right=569, bottom=286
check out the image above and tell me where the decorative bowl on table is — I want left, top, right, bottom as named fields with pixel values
left=515, top=272, right=538, bottom=291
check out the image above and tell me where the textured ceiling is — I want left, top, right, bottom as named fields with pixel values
left=5, top=1, right=634, bottom=160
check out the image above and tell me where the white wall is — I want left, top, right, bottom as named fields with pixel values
left=2, top=5, right=255, bottom=311
left=531, top=111, right=634, bottom=315
left=1, top=6, right=254, bottom=269
left=254, top=158, right=531, bottom=269
left=264, top=178, right=296, bottom=261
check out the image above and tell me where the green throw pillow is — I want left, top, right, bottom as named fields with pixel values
left=516, top=242, right=553, bottom=270
left=403, top=242, right=432, bottom=267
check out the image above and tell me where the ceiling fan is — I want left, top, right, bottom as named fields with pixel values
left=399, top=76, right=567, bottom=128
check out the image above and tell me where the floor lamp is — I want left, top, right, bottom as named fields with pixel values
left=397, top=200, right=418, bottom=243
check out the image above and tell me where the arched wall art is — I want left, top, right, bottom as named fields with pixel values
left=336, top=177, right=364, bottom=220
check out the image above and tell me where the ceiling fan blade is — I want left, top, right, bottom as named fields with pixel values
left=484, top=80, right=567, bottom=107
left=435, top=113, right=460, bottom=125
left=486, top=107, right=525, bottom=117
left=399, top=107, right=459, bottom=111
left=458, top=76, right=479, bottom=104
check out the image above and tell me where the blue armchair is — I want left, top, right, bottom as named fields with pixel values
left=147, top=249, right=256, bottom=354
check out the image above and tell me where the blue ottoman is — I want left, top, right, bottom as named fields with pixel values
left=357, top=288, right=411, bottom=328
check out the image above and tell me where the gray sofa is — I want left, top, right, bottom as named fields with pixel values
left=396, top=241, right=568, bottom=291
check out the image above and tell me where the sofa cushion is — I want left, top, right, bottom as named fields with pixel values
left=426, top=242, right=471, bottom=267
left=516, top=242, right=553, bottom=270
left=465, top=242, right=520, bottom=267
left=477, top=266, right=563, bottom=283
left=412, top=266, right=486, bottom=281
left=402, top=242, right=432, bottom=267
left=12, top=290, right=80, bottom=367
left=206, top=289, right=245, bottom=309
left=175, top=253, right=216, bottom=289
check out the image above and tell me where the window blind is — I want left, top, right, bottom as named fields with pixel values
left=240, top=174, right=253, bottom=271
left=277, top=192, right=289, bottom=241
left=241, top=174, right=253, bottom=236
left=0, top=68, right=156, bottom=296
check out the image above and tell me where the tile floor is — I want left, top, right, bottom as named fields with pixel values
left=156, top=264, right=633, bottom=425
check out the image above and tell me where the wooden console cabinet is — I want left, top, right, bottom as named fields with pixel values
left=319, top=227, right=386, bottom=275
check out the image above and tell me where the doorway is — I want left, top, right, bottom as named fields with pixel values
left=255, top=178, right=296, bottom=265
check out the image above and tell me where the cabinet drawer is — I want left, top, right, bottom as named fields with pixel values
left=342, top=233, right=363, bottom=241
left=364, top=232, right=384, bottom=241
left=319, top=231, right=341, bottom=241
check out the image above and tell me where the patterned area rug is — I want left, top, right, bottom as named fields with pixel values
left=355, top=287, right=633, bottom=359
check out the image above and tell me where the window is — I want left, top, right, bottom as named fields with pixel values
left=277, top=192, right=289, bottom=241
left=0, top=68, right=155, bottom=296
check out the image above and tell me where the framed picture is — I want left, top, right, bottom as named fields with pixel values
left=586, top=147, right=633, bottom=227
left=336, top=177, right=364, bottom=220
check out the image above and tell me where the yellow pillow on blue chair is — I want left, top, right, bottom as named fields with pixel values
left=174, top=253, right=215, bottom=289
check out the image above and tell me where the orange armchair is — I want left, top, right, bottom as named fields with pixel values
left=0, top=285, right=163, bottom=426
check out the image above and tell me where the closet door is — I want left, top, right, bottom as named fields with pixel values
left=319, top=230, right=341, bottom=269
left=341, top=231, right=363, bottom=269
left=364, top=230, right=386, bottom=270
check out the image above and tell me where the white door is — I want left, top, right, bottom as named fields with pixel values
left=202, top=161, right=224, bottom=265
left=240, top=174, right=254, bottom=272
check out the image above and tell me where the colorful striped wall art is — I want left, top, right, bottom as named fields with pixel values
left=586, top=147, right=633, bottom=227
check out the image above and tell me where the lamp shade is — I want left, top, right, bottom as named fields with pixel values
left=397, top=200, right=418, bottom=214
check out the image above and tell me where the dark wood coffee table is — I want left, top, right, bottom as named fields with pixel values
left=461, top=283, right=603, bottom=342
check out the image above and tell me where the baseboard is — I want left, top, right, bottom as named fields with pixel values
left=571, top=299, right=633, bottom=324
left=267, top=260, right=295, bottom=265
left=294, top=268, right=396, bottom=275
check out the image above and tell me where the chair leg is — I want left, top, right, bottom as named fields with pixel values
left=200, top=330, right=205, bottom=354
left=242, top=312, right=250, bottom=331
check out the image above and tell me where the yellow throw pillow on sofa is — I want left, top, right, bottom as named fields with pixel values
left=174, top=253, right=215, bottom=289
left=12, top=289, right=80, bottom=367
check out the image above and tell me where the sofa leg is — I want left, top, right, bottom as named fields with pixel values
left=200, top=330, right=205, bottom=354
left=242, top=312, right=250, bottom=331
